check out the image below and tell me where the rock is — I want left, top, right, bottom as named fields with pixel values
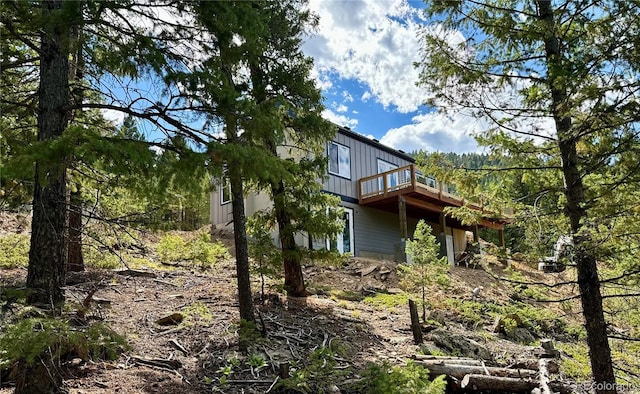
left=379, top=267, right=392, bottom=275
left=540, top=338, right=554, bottom=351
left=429, top=329, right=493, bottom=360
left=509, top=327, right=536, bottom=344
left=359, top=265, right=378, bottom=277
left=491, top=316, right=502, bottom=333
left=428, top=310, right=446, bottom=325
left=389, top=336, right=409, bottom=344
left=536, top=339, right=561, bottom=358
left=155, top=313, right=184, bottom=326
left=419, top=344, right=442, bottom=355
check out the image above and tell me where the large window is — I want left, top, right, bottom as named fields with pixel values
left=327, top=207, right=354, bottom=254
left=220, top=177, right=231, bottom=204
left=329, top=142, right=351, bottom=179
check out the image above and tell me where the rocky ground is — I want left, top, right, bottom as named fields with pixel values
left=0, top=215, right=597, bottom=393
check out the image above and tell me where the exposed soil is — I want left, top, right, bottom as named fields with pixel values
left=0, top=219, right=589, bottom=394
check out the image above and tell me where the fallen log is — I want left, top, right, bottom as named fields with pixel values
left=114, top=269, right=157, bottom=278
left=461, top=374, right=535, bottom=392
left=416, top=361, right=538, bottom=380
left=411, top=355, right=485, bottom=366
left=508, top=359, right=558, bottom=373
left=538, top=359, right=552, bottom=394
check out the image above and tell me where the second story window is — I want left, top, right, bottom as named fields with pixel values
left=329, top=142, right=351, bottom=179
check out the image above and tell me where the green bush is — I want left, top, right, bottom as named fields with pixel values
left=157, top=232, right=229, bottom=269
left=83, top=244, right=122, bottom=269
left=157, top=233, right=188, bottom=262
left=363, top=292, right=409, bottom=309
left=353, top=361, right=446, bottom=394
left=0, top=234, right=29, bottom=268
left=0, top=318, right=128, bottom=370
left=277, top=347, right=348, bottom=393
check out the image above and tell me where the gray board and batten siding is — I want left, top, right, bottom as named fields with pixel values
left=324, top=127, right=420, bottom=259
left=325, top=127, right=414, bottom=200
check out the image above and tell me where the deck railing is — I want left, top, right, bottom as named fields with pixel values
left=359, top=164, right=455, bottom=201
left=358, top=164, right=514, bottom=218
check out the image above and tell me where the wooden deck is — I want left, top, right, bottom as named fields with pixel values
left=357, top=164, right=508, bottom=230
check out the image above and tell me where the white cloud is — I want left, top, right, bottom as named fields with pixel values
left=342, top=90, right=354, bottom=102
left=380, top=111, right=484, bottom=154
left=101, top=108, right=125, bottom=126
left=304, top=0, right=428, bottom=113
left=336, top=104, right=348, bottom=113
left=323, top=108, right=358, bottom=129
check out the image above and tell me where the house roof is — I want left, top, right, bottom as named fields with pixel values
left=336, top=126, right=415, bottom=163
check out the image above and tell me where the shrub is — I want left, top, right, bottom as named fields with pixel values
left=157, top=232, right=229, bottom=269
left=157, top=234, right=188, bottom=262
left=0, top=318, right=128, bottom=371
left=363, top=293, right=409, bottom=310
left=277, top=347, right=348, bottom=393
left=83, top=244, right=122, bottom=269
left=353, top=361, right=446, bottom=394
left=0, top=234, right=29, bottom=268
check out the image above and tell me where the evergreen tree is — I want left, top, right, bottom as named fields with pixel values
left=401, top=220, right=448, bottom=321
left=2, top=0, right=212, bottom=315
left=417, top=1, right=640, bottom=391
left=244, top=0, right=340, bottom=297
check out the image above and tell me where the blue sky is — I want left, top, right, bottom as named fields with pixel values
left=302, top=0, right=484, bottom=154
left=99, top=0, right=486, bottom=154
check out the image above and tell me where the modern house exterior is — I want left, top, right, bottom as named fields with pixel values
left=210, top=126, right=507, bottom=263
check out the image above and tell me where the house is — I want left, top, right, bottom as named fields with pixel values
left=210, top=126, right=507, bottom=263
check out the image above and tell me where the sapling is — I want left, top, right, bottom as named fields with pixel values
left=401, top=220, right=449, bottom=321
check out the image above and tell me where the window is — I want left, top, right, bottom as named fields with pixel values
left=377, top=159, right=398, bottom=189
left=327, top=207, right=354, bottom=254
left=416, top=170, right=437, bottom=189
left=329, top=142, right=351, bottom=179
left=220, top=177, right=231, bottom=204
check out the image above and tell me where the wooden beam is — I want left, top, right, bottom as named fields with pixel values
left=404, top=196, right=444, bottom=213
left=479, top=218, right=504, bottom=230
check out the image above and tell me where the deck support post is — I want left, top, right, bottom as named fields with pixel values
left=498, top=228, right=506, bottom=249
left=438, top=212, right=448, bottom=260
left=472, top=224, right=479, bottom=243
left=398, top=196, right=408, bottom=263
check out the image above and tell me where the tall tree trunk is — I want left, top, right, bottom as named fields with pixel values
left=67, top=8, right=85, bottom=273
left=229, top=166, right=255, bottom=323
left=272, top=181, right=308, bottom=297
left=67, top=187, right=84, bottom=272
left=224, top=120, right=255, bottom=324
left=26, top=0, right=73, bottom=313
left=537, top=1, right=616, bottom=392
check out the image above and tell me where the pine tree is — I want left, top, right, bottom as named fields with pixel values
left=402, top=220, right=448, bottom=321
left=244, top=0, right=340, bottom=297
left=417, top=1, right=640, bottom=391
